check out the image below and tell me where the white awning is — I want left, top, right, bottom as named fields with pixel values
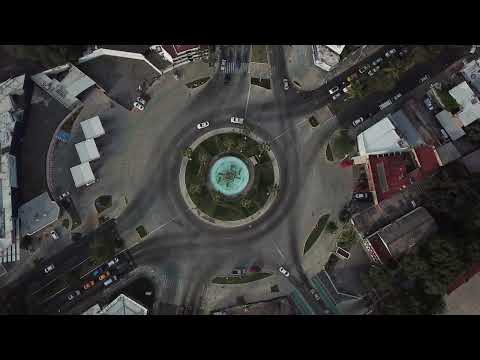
left=75, top=138, right=100, bottom=163
left=70, top=162, right=95, bottom=188
left=80, top=116, right=105, bottom=139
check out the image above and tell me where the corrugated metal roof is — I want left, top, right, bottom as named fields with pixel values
left=80, top=116, right=105, bottom=139
left=435, top=110, right=466, bottom=141
left=70, top=162, right=95, bottom=188
left=75, top=138, right=100, bottom=163
left=357, top=117, right=408, bottom=156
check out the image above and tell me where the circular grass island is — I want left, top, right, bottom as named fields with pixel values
left=183, top=130, right=278, bottom=223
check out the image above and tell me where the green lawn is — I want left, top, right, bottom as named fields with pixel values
left=331, top=130, right=355, bottom=159
left=212, top=272, right=272, bottom=284
left=325, top=144, right=334, bottom=161
left=303, top=214, right=330, bottom=254
left=94, top=195, right=112, bottom=213
left=136, top=225, right=148, bottom=238
left=251, top=45, right=268, bottom=63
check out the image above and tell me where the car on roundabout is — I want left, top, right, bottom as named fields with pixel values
left=196, top=122, right=210, bottom=130
left=279, top=266, right=290, bottom=277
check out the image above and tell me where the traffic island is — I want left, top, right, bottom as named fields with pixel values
left=179, top=127, right=281, bottom=228
left=303, top=214, right=330, bottom=255
left=186, top=77, right=210, bottom=89
left=212, top=272, right=272, bottom=284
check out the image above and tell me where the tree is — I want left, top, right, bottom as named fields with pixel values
left=223, top=137, right=236, bottom=152
left=183, top=147, right=193, bottom=160
left=189, top=184, right=202, bottom=196
left=211, top=191, right=222, bottom=203
left=347, top=80, right=367, bottom=99
left=257, top=142, right=271, bottom=157
left=382, top=59, right=404, bottom=81
left=398, top=254, right=430, bottom=281
left=325, top=221, right=338, bottom=234
left=465, top=122, right=480, bottom=144
left=89, top=232, right=116, bottom=265
left=240, top=198, right=253, bottom=209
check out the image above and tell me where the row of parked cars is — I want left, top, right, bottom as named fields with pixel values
left=196, top=116, right=245, bottom=130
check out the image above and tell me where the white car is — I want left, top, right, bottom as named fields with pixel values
left=419, top=74, right=430, bottom=83
left=393, top=93, right=402, bottom=101
left=372, top=57, right=383, bottom=66
left=44, top=264, right=55, bottom=274
left=230, top=116, right=244, bottom=125
left=359, top=65, right=370, bottom=74
left=352, top=117, right=364, bottom=127
left=67, top=290, right=81, bottom=301
left=50, top=230, right=59, bottom=240
left=133, top=102, right=144, bottom=111
left=385, top=48, right=397, bottom=58
left=328, top=86, right=339, bottom=95
left=107, top=257, right=119, bottom=268
left=332, top=93, right=341, bottom=101
left=279, top=266, right=290, bottom=277
left=283, top=78, right=289, bottom=91
left=220, top=59, right=226, bottom=71
left=136, top=97, right=146, bottom=105
left=196, top=122, right=210, bottom=130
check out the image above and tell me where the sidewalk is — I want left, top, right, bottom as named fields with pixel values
left=284, top=45, right=385, bottom=91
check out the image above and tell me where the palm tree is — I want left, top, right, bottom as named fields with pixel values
left=189, top=184, right=202, bottom=196
left=223, top=137, right=236, bottom=152
left=347, top=80, right=366, bottom=100
left=382, top=60, right=403, bottom=81
left=240, top=198, right=253, bottom=209
left=183, top=147, right=193, bottom=160
left=211, top=191, right=222, bottom=203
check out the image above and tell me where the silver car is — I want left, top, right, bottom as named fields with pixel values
left=279, top=266, right=290, bottom=277
left=196, top=122, right=210, bottom=130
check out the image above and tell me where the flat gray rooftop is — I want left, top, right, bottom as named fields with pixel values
left=18, top=192, right=59, bottom=237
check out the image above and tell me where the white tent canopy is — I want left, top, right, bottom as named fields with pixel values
left=70, top=162, right=95, bottom=188
left=80, top=116, right=105, bottom=139
left=75, top=138, right=100, bottom=163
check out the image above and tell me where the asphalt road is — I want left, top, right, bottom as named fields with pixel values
left=3, top=45, right=472, bottom=314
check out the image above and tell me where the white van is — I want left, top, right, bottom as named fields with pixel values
left=379, top=99, right=393, bottom=110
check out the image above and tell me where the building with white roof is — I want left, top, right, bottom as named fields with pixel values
left=435, top=110, right=466, bottom=141
left=75, top=139, right=100, bottom=163
left=461, top=58, right=480, bottom=93
left=82, top=294, right=148, bottom=315
left=70, top=162, right=96, bottom=188
left=312, top=45, right=340, bottom=72
left=448, top=81, right=480, bottom=127
left=325, top=45, right=346, bottom=56
left=357, top=117, right=409, bottom=156
left=18, top=192, right=60, bottom=238
left=80, top=116, right=105, bottom=139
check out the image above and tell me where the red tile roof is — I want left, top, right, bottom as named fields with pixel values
left=368, top=147, right=440, bottom=203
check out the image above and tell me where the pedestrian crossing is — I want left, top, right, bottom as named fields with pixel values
left=220, top=60, right=249, bottom=74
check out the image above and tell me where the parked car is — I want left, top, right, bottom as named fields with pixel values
left=424, top=96, right=434, bottom=111
left=67, top=290, right=81, bottom=301
left=470, top=46, right=477, bottom=54
left=368, top=65, right=380, bottom=76
left=44, top=264, right=55, bottom=274
left=353, top=192, right=370, bottom=200
left=278, top=266, right=290, bottom=277
left=98, top=271, right=110, bottom=281
left=372, top=57, right=383, bottom=66
left=393, top=93, right=402, bottom=101
left=107, top=257, right=119, bottom=267
left=352, top=117, right=364, bottom=127
left=133, top=102, right=144, bottom=111
left=359, top=65, right=370, bottom=74
left=332, top=93, right=341, bottom=101
left=379, top=99, right=393, bottom=110
left=92, top=268, right=103, bottom=277
left=310, top=289, right=321, bottom=301
left=328, top=86, right=339, bottom=95
left=399, top=48, right=409, bottom=57
left=283, top=78, right=289, bottom=90
left=196, top=122, right=210, bottom=130
left=50, top=230, right=59, bottom=240
left=136, top=97, right=146, bottom=105
left=103, top=275, right=118, bottom=287
left=343, top=85, right=351, bottom=93
left=419, top=74, right=430, bottom=83
left=230, top=116, right=244, bottom=125
left=220, top=59, right=226, bottom=71
left=231, top=268, right=245, bottom=276
left=83, top=280, right=95, bottom=290
left=385, top=48, right=397, bottom=58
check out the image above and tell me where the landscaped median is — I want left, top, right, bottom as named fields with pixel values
left=251, top=45, right=268, bottom=64
left=303, top=214, right=330, bottom=254
left=212, top=272, right=272, bottom=284
left=186, top=77, right=210, bottom=89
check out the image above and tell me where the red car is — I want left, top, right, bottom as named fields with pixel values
left=83, top=280, right=95, bottom=290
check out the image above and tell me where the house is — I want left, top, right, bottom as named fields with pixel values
left=82, top=294, right=148, bottom=315
left=448, top=81, right=480, bottom=127
left=461, top=58, right=480, bottom=94
left=161, top=45, right=208, bottom=67
left=356, top=117, right=409, bottom=157
left=312, top=45, right=341, bottom=72
left=18, top=192, right=60, bottom=238
left=435, top=110, right=466, bottom=141
left=360, top=145, right=441, bottom=204
left=360, top=207, right=437, bottom=264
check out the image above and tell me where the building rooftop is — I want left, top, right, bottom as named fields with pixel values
left=325, top=45, right=346, bottom=55
left=98, top=294, right=148, bottom=315
left=449, top=81, right=480, bottom=127
left=75, top=138, right=100, bottom=163
left=461, top=58, right=480, bottom=94
left=357, top=117, right=409, bottom=156
left=435, top=141, right=462, bottom=166
left=70, top=162, right=95, bottom=188
left=312, top=45, right=340, bottom=71
left=18, top=192, right=59, bottom=237
left=162, top=45, right=200, bottom=58
left=435, top=110, right=466, bottom=141
left=388, top=110, right=424, bottom=147
left=368, top=207, right=437, bottom=262
left=80, top=116, right=105, bottom=139
left=460, top=148, right=480, bottom=174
